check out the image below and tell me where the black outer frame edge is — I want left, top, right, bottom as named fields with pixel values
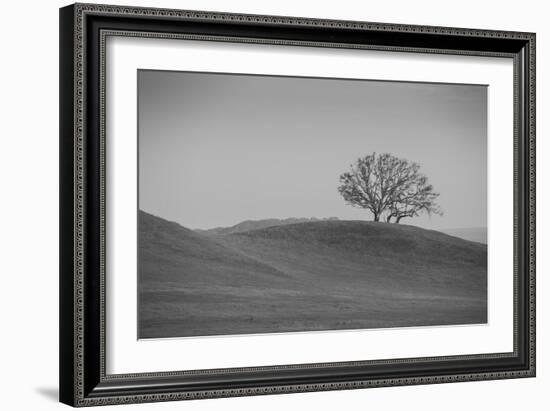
left=77, top=1, right=534, bottom=51
left=89, top=356, right=530, bottom=398
left=60, top=4, right=536, bottom=406
left=509, top=41, right=535, bottom=377
left=59, top=3, right=76, bottom=407
left=85, top=14, right=529, bottom=54
left=84, top=7, right=102, bottom=401
left=521, top=38, right=536, bottom=373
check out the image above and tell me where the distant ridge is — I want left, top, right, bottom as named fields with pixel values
left=199, top=218, right=487, bottom=244
left=198, top=216, right=339, bottom=236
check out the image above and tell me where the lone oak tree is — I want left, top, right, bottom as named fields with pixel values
left=338, top=153, right=442, bottom=223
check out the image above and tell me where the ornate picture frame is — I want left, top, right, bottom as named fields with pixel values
left=59, top=3, right=535, bottom=406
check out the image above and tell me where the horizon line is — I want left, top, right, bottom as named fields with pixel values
left=139, top=208, right=486, bottom=233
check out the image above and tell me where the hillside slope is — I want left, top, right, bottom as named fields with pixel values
left=217, top=221, right=486, bottom=295
left=139, top=211, right=487, bottom=338
left=440, top=227, right=487, bottom=244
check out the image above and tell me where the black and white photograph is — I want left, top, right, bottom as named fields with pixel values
left=54, top=1, right=537, bottom=408
left=137, top=70, right=488, bottom=339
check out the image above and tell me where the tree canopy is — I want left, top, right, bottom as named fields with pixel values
left=337, top=152, right=442, bottom=223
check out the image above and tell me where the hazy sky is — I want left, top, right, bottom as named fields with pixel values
left=138, top=70, right=487, bottom=230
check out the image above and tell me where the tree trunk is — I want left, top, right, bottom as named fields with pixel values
left=373, top=213, right=380, bottom=222
left=396, top=216, right=403, bottom=223
left=386, top=215, right=392, bottom=223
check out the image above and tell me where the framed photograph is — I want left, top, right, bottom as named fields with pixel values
left=59, top=3, right=535, bottom=407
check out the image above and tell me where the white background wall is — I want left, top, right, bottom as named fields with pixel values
left=0, top=0, right=545, bottom=409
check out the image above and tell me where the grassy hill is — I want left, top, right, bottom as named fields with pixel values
left=440, top=227, right=487, bottom=244
left=139, top=211, right=487, bottom=339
